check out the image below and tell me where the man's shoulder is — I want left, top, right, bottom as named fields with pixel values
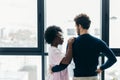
left=88, top=34, right=101, bottom=41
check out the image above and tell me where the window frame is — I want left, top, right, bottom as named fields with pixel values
left=0, top=0, right=44, bottom=80
left=0, top=0, right=44, bottom=55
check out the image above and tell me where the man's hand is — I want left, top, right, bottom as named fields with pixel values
left=49, top=65, right=53, bottom=74
left=96, top=68, right=102, bottom=74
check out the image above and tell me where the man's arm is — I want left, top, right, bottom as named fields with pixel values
left=51, top=63, right=68, bottom=72
left=99, top=41, right=117, bottom=71
left=52, top=38, right=74, bottom=72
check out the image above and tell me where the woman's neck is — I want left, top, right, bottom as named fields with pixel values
left=51, top=44, right=58, bottom=48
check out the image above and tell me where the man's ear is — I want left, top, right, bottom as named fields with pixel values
left=78, top=24, right=82, bottom=30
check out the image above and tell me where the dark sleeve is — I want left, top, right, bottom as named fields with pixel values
left=99, top=41, right=117, bottom=70
left=51, top=50, right=72, bottom=72
left=52, top=43, right=73, bottom=72
left=52, top=63, right=68, bottom=72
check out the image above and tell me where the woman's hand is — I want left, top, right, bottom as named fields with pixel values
left=68, top=37, right=75, bottom=46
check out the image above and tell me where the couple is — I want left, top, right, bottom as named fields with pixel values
left=44, top=13, right=117, bottom=80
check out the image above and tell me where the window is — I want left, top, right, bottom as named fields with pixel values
left=45, top=0, right=101, bottom=79
left=104, top=0, right=120, bottom=80
left=0, top=0, right=43, bottom=53
left=109, top=0, right=120, bottom=48
left=0, top=0, right=37, bottom=48
left=44, top=0, right=120, bottom=80
left=0, top=0, right=43, bottom=80
left=0, top=55, right=41, bottom=80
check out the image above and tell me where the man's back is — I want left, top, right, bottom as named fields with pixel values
left=73, top=33, right=111, bottom=77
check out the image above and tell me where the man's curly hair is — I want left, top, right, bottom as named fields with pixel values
left=44, top=25, right=62, bottom=44
left=74, top=13, right=91, bottom=29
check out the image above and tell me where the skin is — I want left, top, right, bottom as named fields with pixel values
left=51, top=31, right=64, bottom=47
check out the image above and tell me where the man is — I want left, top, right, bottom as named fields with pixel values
left=51, top=13, right=117, bottom=80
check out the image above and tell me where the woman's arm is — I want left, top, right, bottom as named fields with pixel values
left=51, top=37, right=74, bottom=72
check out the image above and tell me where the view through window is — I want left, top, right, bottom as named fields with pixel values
left=0, top=0, right=41, bottom=80
left=0, top=55, right=41, bottom=80
left=109, top=0, right=120, bottom=48
left=0, top=0, right=37, bottom=47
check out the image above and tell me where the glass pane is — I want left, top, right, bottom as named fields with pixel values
left=0, top=0, right=37, bottom=47
left=105, top=57, right=119, bottom=80
left=45, top=0, right=101, bottom=52
left=0, top=55, right=41, bottom=80
left=45, top=0, right=101, bottom=80
left=109, top=0, right=120, bottom=48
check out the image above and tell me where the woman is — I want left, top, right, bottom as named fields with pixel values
left=44, top=25, right=74, bottom=80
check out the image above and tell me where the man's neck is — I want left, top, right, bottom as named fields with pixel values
left=80, top=30, right=88, bottom=35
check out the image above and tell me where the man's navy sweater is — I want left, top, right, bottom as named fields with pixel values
left=52, top=34, right=117, bottom=77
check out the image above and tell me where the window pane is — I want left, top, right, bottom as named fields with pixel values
left=0, top=55, right=41, bottom=80
left=109, top=0, right=120, bottom=48
left=45, top=0, right=101, bottom=52
left=45, top=0, right=101, bottom=79
left=0, top=0, right=37, bottom=47
left=105, top=57, right=119, bottom=80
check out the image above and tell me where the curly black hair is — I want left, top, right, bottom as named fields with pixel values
left=44, top=25, right=62, bottom=44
